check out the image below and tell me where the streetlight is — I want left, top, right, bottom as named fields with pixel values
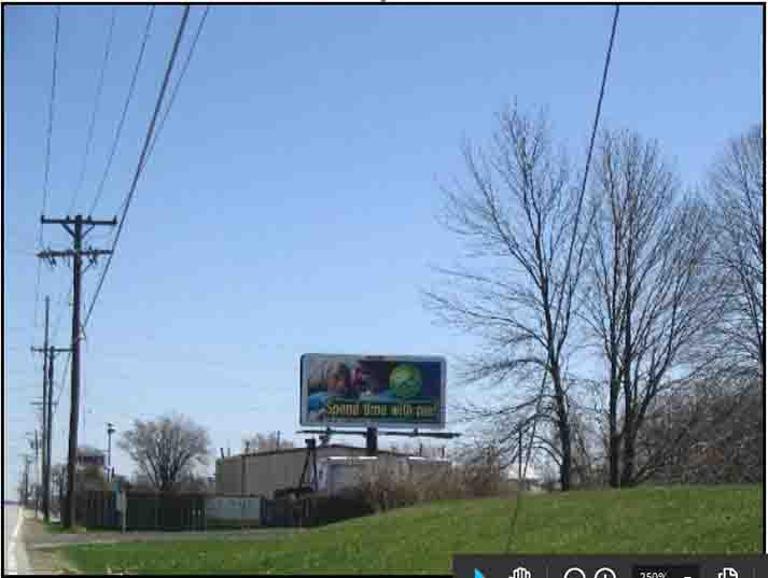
left=106, top=423, right=116, bottom=481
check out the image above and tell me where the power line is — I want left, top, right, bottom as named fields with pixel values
left=145, top=6, right=210, bottom=163
left=49, top=6, right=164, bottom=427
left=83, top=6, right=192, bottom=328
left=504, top=4, right=620, bottom=552
left=88, top=6, right=156, bottom=216
left=110, top=6, right=209, bottom=221
left=39, top=6, right=61, bottom=242
left=34, top=6, right=61, bottom=329
left=69, top=7, right=117, bottom=215
left=52, top=353, right=69, bottom=421
left=50, top=5, right=196, bottom=434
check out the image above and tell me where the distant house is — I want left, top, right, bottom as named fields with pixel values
left=504, top=463, right=543, bottom=492
left=76, top=446, right=105, bottom=470
left=74, top=447, right=109, bottom=491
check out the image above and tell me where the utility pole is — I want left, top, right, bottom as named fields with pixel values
left=21, top=454, right=32, bottom=507
left=31, top=296, right=61, bottom=522
left=34, top=429, right=40, bottom=513
left=26, top=429, right=41, bottom=513
left=38, top=298, right=50, bottom=518
left=38, top=213, right=116, bottom=528
left=32, top=344, right=69, bottom=522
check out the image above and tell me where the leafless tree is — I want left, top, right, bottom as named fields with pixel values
left=708, top=125, right=764, bottom=375
left=634, top=373, right=762, bottom=485
left=426, top=106, right=592, bottom=490
left=583, top=130, right=717, bottom=486
left=242, top=431, right=295, bottom=453
left=383, top=441, right=446, bottom=458
left=118, top=414, right=210, bottom=494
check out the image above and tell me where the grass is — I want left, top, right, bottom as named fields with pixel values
left=58, top=484, right=762, bottom=574
left=44, top=521, right=91, bottom=534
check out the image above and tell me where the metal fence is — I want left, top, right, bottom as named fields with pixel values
left=75, top=490, right=372, bottom=530
left=262, top=494, right=373, bottom=527
left=124, top=492, right=206, bottom=531
left=76, top=491, right=206, bottom=531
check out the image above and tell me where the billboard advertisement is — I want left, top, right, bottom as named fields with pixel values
left=300, top=354, right=446, bottom=428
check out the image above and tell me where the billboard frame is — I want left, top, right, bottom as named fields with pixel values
left=299, top=353, right=447, bottom=430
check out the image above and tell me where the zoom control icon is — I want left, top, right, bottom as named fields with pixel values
left=510, top=567, right=532, bottom=578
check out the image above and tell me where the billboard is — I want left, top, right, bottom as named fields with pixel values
left=300, top=354, right=446, bottom=428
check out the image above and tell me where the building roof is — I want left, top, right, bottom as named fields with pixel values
left=217, top=443, right=410, bottom=463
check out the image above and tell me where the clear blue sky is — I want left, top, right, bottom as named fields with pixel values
left=4, top=4, right=762, bottom=494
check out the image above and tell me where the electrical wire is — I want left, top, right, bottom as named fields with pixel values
left=68, top=7, right=117, bottom=215
left=504, top=4, right=620, bottom=552
left=88, top=6, right=156, bottom=217
left=54, top=6, right=189, bottom=424
left=34, top=6, right=61, bottom=329
left=39, top=5, right=60, bottom=237
left=145, top=6, right=210, bottom=164
left=109, top=5, right=209, bottom=220
left=81, top=337, right=88, bottom=444
left=50, top=7, right=192, bottom=424
left=83, top=6, right=192, bottom=328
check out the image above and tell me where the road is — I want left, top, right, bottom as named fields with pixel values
left=3, top=504, right=30, bottom=574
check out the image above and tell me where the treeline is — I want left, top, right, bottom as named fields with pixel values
left=429, top=106, right=763, bottom=489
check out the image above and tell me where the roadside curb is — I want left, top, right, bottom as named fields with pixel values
left=16, top=512, right=77, bottom=575
left=7, top=507, right=31, bottom=575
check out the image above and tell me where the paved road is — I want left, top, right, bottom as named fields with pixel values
left=3, top=504, right=30, bottom=574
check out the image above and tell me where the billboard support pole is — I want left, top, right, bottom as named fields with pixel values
left=365, top=427, right=377, bottom=456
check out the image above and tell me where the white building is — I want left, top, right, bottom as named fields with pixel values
left=215, top=444, right=451, bottom=498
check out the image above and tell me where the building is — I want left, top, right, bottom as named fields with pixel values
left=504, top=463, right=543, bottom=492
left=215, top=443, right=451, bottom=497
left=317, top=454, right=451, bottom=496
left=76, top=446, right=105, bottom=469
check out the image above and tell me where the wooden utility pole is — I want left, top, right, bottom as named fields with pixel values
left=21, top=454, right=32, bottom=506
left=39, top=298, right=49, bottom=517
left=33, top=344, right=69, bottom=521
left=31, top=296, right=60, bottom=522
left=34, top=429, right=40, bottom=513
left=38, top=213, right=116, bottom=528
left=26, top=429, right=41, bottom=513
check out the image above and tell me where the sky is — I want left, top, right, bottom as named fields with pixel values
left=3, top=4, right=763, bottom=495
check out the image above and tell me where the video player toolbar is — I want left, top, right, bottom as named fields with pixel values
left=453, top=555, right=766, bottom=578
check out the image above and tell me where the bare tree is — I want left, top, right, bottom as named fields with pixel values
left=708, top=125, right=764, bottom=375
left=583, top=130, right=717, bottom=486
left=242, top=431, right=295, bottom=453
left=119, top=414, right=210, bottom=494
left=427, top=106, right=592, bottom=490
left=634, top=372, right=762, bottom=485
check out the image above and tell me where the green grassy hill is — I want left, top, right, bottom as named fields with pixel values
left=61, top=484, right=762, bottom=574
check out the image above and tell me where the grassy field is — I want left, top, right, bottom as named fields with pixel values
left=58, top=485, right=762, bottom=574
